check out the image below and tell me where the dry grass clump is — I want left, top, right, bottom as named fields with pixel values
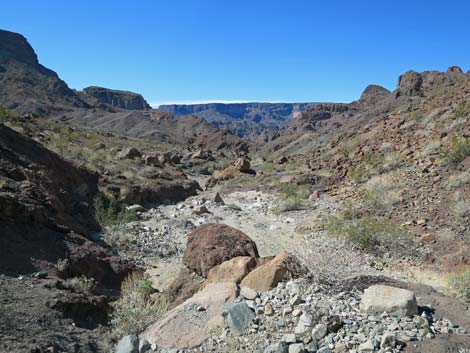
left=447, top=170, right=470, bottom=190
left=448, top=269, right=470, bottom=302
left=420, top=140, right=442, bottom=158
left=63, top=275, right=96, bottom=293
left=111, top=272, right=170, bottom=336
left=363, top=174, right=402, bottom=212
left=444, top=135, right=470, bottom=165
left=273, top=184, right=310, bottom=214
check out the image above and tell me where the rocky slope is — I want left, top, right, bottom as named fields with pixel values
left=0, top=29, right=88, bottom=114
left=0, top=122, right=137, bottom=352
left=0, top=29, right=248, bottom=154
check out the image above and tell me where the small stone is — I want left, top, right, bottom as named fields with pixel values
left=380, top=333, right=396, bottom=349
left=295, top=313, right=313, bottom=335
left=292, top=309, right=302, bottom=317
left=358, top=339, right=375, bottom=352
left=241, top=287, right=258, bottom=300
left=138, top=339, right=151, bottom=353
left=265, top=342, right=289, bottom=353
left=289, top=343, right=305, bottom=353
left=264, top=303, right=274, bottom=316
left=282, top=333, right=297, bottom=343
left=116, top=335, right=139, bottom=353
left=305, top=340, right=318, bottom=353
left=311, top=323, right=327, bottom=340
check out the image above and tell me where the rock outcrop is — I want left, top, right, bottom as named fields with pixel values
left=359, top=85, right=391, bottom=105
left=81, top=86, right=151, bottom=110
left=395, top=70, right=424, bottom=98
left=0, top=122, right=135, bottom=291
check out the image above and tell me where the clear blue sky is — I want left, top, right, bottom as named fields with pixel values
left=2, top=0, right=469, bottom=107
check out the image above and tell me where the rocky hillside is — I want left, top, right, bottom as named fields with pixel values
left=0, top=29, right=88, bottom=114
left=0, top=29, right=248, bottom=154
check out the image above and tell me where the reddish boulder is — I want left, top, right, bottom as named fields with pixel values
left=183, top=224, right=259, bottom=277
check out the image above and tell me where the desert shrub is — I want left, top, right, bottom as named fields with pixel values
left=447, top=170, right=470, bottom=190
left=452, top=199, right=470, bottom=220
left=111, top=272, right=170, bottom=336
left=363, top=174, right=401, bottom=212
left=273, top=184, right=309, bottom=214
left=448, top=270, right=470, bottom=302
left=63, top=275, right=96, bottom=293
left=348, top=153, right=387, bottom=184
left=324, top=214, right=413, bottom=257
left=454, top=102, right=470, bottom=117
left=444, top=136, right=470, bottom=165
left=94, top=191, right=138, bottom=226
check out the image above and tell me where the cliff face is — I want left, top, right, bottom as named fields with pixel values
left=81, top=86, right=151, bottom=110
left=0, top=29, right=88, bottom=114
left=159, top=102, right=316, bottom=137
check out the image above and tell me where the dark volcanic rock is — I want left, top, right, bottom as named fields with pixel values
left=82, top=86, right=151, bottom=110
left=0, top=124, right=135, bottom=287
left=395, top=70, right=424, bottom=98
left=0, top=29, right=88, bottom=114
left=183, top=224, right=259, bottom=277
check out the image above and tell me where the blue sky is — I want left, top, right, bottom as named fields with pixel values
left=1, top=0, right=469, bottom=107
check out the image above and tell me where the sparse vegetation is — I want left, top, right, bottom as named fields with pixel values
left=111, top=272, right=170, bottom=336
left=363, top=174, right=401, bottom=212
left=273, top=184, right=309, bottom=214
left=63, top=275, right=96, bottom=293
left=94, top=191, right=138, bottom=226
left=444, top=135, right=470, bottom=165
left=448, top=269, right=470, bottom=302
left=324, top=212, right=414, bottom=257
left=454, top=102, right=470, bottom=117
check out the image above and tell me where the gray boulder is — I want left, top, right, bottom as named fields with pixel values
left=221, top=301, right=255, bottom=336
left=360, top=285, right=418, bottom=317
left=116, top=335, right=139, bottom=353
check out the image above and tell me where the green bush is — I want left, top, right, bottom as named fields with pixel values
left=63, top=275, right=96, bottom=293
left=449, top=270, right=470, bottom=302
left=111, top=272, right=170, bottom=336
left=94, top=192, right=138, bottom=226
left=273, top=184, right=309, bottom=214
left=324, top=214, right=413, bottom=256
left=445, top=136, right=470, bottom=165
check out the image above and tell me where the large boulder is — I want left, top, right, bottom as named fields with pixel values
left=183, top=224, right=259, bottom=277
left=233, top=157, right=251, bottom=172
left=206, top=256, right=258, bottom=285
left=141, top=282, right=237, bottom=349
left=117, top=147, right=141, bottom=160
left=240, top=251, right=303, bottom=292
left=360, top=285, right=418, bottom=317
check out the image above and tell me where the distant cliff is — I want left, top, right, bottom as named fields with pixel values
left=81, top=86, right=151, bottom=110
left=159, top=102, right=317, bottom=137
